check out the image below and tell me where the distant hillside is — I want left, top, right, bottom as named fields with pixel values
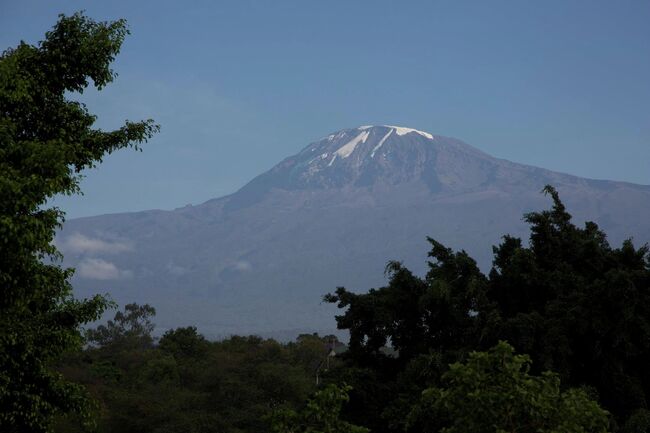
left=58, top=125, right=650, bottom=338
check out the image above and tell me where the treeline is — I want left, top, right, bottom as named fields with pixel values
left=54, top=310, right=339, bottom=432
left=52, top=186, right=650, bottom=433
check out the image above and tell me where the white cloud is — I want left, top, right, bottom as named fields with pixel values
left=166, top=262, right=189, bottom=276
left=77, top=258, right=132, bottom=280
left=233, top=260, right=253, bottom=272
left=63, top=233, right=133, bottom=255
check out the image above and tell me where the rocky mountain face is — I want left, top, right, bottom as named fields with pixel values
left=58, top=126, right=650, bottom=338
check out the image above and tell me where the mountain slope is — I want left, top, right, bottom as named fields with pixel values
left=58, top=126, right=650, bottom=337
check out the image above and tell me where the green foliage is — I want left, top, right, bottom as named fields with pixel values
left=57, top=319, right=337, bottom=433
left=326, top=185, right=650, bottom=431
left=86, top=303, right=157, bottom=350
left=324, top=255, right=488, bottom=367
left=271, top=384, right=368, bottom=433
left=621, top=409, right=650, bottom=433
left=490, top=187, right=650, bottom=421
left=0, top=12, right=157, bottom=432
left=408, top=341, right=609, bottom=433
left=488, top=186, right=650, bottom=419
left=158, top=326, right=209, bottom=359
left=49, top=186, right=648, bottom=432
left=323, top=244, right=493, bottom=431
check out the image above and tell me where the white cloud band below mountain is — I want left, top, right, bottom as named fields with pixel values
left=77, top=258, right=132, bottom=280
left=63, top=233, right=133, bottom=254
left=233, top=260, right=253, bottom=272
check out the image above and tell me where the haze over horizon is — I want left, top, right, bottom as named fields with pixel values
left=1, top=0, right=649, bottom=219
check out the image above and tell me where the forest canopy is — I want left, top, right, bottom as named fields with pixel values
left=48, top=185, right=649, bottom=433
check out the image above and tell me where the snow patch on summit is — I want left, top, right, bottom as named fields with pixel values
left=371, top=129, right=393, bottom=158
left=335, top=131, right=370, bottom=158
left=384, top=125, right=434, bottom=140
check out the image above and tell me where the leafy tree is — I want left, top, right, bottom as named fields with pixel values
left=325, top=251, right=490, bottom=368
left=159, top=326, right=209, bottom=359
left=488, top=186, right=650, bottom=421
left=86, top=303, right=157, bottom=350
left=408, top=341, right=610, bottom=433
left=324, top=246, right=492, bottom=431
left=271, top=384, right=368, bottom=433
left=0, top=12, right=157, bottom=432
left=326, top=186, right=650, bottom=430
left=289, top=333, right=343, bottom=383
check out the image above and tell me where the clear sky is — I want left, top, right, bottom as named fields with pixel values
left=2, top=0, right=649, bottom=218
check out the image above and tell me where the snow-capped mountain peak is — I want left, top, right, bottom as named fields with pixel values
left=232, top=125, right=499, bottom=198
left=59, top=125, right=650, bottom=337
left=304, top=125, right=439, bottom=174
left=323, top=125, right=436, bottom=159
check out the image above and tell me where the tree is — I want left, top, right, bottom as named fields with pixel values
left=408, top=341, right=610, bottom=433
left=86, top=303, right=157, bottom=350
left=270, top=384, right=369, bottom=433
left=326, top=186, right=650, bottom=430
left=159, top=326, right=209, bottom=359
left=0, top=12, right=158, bottom=432
left=488, top=186, right=650, bottom=421
left=325, top=247, right=490, bottom=368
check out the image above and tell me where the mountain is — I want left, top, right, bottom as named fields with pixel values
left=57, top=125, right=650, bottom=338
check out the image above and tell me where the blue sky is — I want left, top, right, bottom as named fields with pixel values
left=2, top=0, right=649, bottom=218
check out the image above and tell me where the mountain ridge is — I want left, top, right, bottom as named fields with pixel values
left=58, top=126, right=650, bottom=338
